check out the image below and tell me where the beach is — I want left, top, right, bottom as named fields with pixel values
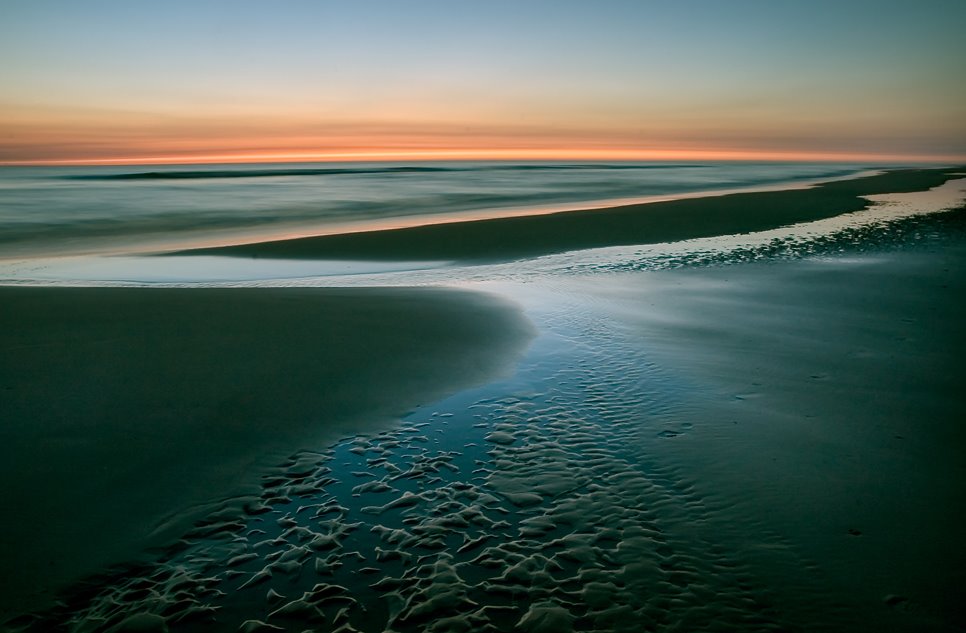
left=5, top=0, right=966, bottom=629
left=1, top=167, right=965, bottom=632
left=0, top=287, right=533, bottom=618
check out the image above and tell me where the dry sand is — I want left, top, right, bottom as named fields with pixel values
left=171, top=167, right=964, bottom=262
left=0, top=286, right=534, bottom=617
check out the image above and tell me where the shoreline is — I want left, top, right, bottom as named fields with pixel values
left=168, top=166, right=965, bottom=263
left=0, top=286, right=534, bottom=618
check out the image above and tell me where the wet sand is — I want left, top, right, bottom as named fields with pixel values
left=580, top=235, right=966, bottom=630
left=0, top=287, right=534, bottom=618
left=172, top=167, right=964, bottom=262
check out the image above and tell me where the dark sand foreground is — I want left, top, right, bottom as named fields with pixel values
left=0, top=287, right=533, bottom=617
left=173, top=167, right=964, bottom=262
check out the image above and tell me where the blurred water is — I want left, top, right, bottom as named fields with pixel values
left=0, top=161, right=871, bottom=258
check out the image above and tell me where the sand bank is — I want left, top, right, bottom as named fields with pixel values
left=0, top=286, right=533, bottom=617
left=171, top=167, right=964, bottom=263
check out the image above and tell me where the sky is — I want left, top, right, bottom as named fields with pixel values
left=1, top=0, right=965, bottom=164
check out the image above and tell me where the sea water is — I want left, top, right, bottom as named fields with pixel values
left=0, top=161, right=872, bottom=259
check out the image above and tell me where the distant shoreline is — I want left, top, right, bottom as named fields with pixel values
left=168, top=166, right=966, bottom=263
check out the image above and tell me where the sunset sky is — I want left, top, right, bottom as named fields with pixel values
left=2, top=0, right=965, bottom=164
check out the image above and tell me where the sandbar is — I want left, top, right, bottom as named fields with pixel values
left=170, top=167, right=964, bottom=262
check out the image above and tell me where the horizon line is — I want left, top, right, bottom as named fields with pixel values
left=2, top=147, right=965, bottom=167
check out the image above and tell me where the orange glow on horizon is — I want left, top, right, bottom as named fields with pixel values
left=3, top=102, right=963, bottom=167
left=2, top=147, right=963, bottom=166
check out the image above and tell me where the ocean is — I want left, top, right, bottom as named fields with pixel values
left=0, top=161, right=872, bottom=259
